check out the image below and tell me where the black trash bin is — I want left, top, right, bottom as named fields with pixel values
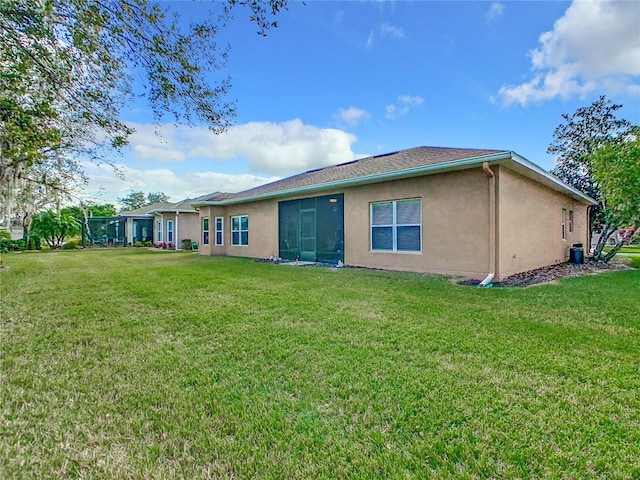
left=569, top=243, right=584, bottom=264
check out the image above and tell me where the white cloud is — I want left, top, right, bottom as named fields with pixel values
left=125, top=119, right=359, bottom=176
left=334, top=106, right=371, bottom=127
left=366, top=31, right=374, bottom=48
left=81, top=162, right=279, bottom=206
left=386, top=95, right=424, bottom=120
left=366, top=23, right=404, bottom=48
left=485, top=2, right=505, bottom=22
left=498, top=0, right=640, bottom=106
left=380, top=23, right=404, bottom=39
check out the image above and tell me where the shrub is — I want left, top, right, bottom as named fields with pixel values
left=62, top=240, right=78, bottom=250
left=133, top=241, right=144, bottom=247
left=181, top=238, right=192, bottom=250
left=27, top=235, right=42, bottom=250
left=144, top=241, right=153, bottom=247
left=0, top=230, right=11, bottom=240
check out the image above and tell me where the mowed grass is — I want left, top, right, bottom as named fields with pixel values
left=604, top=245, right=640, bottom=255
left=1, top=249, right=639, bottom=479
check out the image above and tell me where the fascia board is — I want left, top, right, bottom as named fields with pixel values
left=508, top=153, right=598, bottom=205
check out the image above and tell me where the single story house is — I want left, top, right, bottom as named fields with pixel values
left=117, top=199, right=200, bottom=249
left=192, top=146, right=596, bottom=281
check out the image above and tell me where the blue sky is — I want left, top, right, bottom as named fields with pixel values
left=83, top=0, right=640, bottom=207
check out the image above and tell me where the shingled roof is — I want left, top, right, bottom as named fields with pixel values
left=117, top=199, right=197, bottom=216
left=191, top=145, right=596, bottom=206
left=192, top=146, right=507, bottom=205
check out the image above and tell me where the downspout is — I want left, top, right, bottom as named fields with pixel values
left=175, top=212, right=179, bottom=250
left=586, top=205, right=593, bottom=256
left=480, top=162, right=496, bottom=286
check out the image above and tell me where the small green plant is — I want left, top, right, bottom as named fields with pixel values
left=62, top=240, right=78, bottom=250
left=133, top=241, right=144, bottom=247
left=1, top=238, right=27, bottom=252
left=181, top=238, right=193, bottom=250
left=27, top=235, right=42, bottom=250
left=143, top=241, right=153, bottom=247
left=0, top=230, right=11, bottom=240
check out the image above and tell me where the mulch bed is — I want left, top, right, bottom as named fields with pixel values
left=459, top=260, right=631, bottom=288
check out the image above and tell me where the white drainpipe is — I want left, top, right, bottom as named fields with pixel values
left=175, top=212, right=179, bottom=250
left=481, top=162, right=496, bottom=286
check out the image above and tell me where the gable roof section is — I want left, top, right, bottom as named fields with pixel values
left=117, top=202, right=166, bottom=217
left=117, top=199, right=198, bottom=217
left=147, top=198, right=198, bottom=214
left=191, top=146, right=596, bottom=206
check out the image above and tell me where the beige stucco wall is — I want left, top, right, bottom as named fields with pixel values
left=345, top=168, right=491, bottom=278
left=197, top=201, right=279, bottom=258
left=496, top=166, right=589, bottom=279
left=154, top=212, right=200, bottom=248
left=197, top=165, right=590, bottom=281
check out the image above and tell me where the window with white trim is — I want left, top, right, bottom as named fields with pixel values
left=562, top=208, right=567, bottom=240
left=167, top=220, right=174, bottom=243
left=371, top=198, right=421, bottom=252
left=202, top=217, right=209, bottom=245
left=215, top=217, right=224, bottom=246
left=156, top=220, right=163, bottom=243
left=231, top=215, right=248, bottom=246
left=569, top=210, right=574, bottom=233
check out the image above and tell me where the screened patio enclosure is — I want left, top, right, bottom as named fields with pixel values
left=278, top=194, right=344, bottom=264
left=85, top=217, right=127, bottom=245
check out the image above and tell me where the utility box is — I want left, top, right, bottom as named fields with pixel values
left=570, top=243, right=584, bottom=265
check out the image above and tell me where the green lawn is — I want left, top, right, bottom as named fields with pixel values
left=1, top=249, right=639, bottom=479
left=604, top=245, right=640, bottom=255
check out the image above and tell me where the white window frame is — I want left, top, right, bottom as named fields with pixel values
left=202, top=217, right=209, bottom=245
left=231, top=215, right=249, bottom=246
left=568, top=210, right=574, bottom=233
left=370, top=198, right=422, bottom=253
left=562, top=208, right=567, bottom=240
left=215, top=216, right=224, bottom=246
left=167, top=220, right=174, bottom=243
left=156, top=220, right=163, bottom=243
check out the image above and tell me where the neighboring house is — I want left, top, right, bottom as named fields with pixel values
left=192, top=146, right=596, bottom=281
left=116, top=199, right=199, bottom=249
left=116, top=204, right=159, bottom=245
left=147, top=199, right=200, bottom=249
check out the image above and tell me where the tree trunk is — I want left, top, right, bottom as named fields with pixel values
left=601, top=226, right=638, bottom=263
left=591, top=223, right=615, bottom=260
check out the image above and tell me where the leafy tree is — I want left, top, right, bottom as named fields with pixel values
left=0, top=153, right=84, bottom=245
left=1, top=0, right=288, bottom=221
left=146, top=192, right=169, bottom=205
left=590, top=127, right=640, bottom=261
left=87, top=204, right=117, bottom=218
left=118, top=191, right=147, bottom=211
left=549, top=96, right=632, bottom=203
left=1, top=0, right=287, bottom=174
left=549, top=96, right=634, bottom=258
left=118, top=191, right=170, bottom=210
left=30, top=208, right=81, bottom=249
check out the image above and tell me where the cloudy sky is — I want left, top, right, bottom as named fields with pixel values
left=83, top=0, right=640, bottom=207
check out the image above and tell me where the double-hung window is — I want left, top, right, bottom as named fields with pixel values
left=202, top=217, right=209, bottom=245
left=156, top=220, right=163, bottom=243
left=231, top=215, right=249, bottom=246
left=167, top=220, right=174, bottom=243
left=568, top=210, right=574, bottom=233
left=215, top=217, right=224, bottom=246
left=562, top=208, right=567, bottom=240
left=371, top=198, right=421, bottom=252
